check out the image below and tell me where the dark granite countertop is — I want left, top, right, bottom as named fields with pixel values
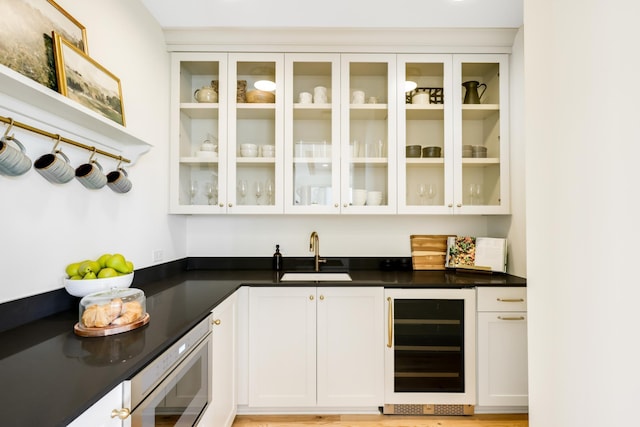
left=0, top=263, right=525, bottom=426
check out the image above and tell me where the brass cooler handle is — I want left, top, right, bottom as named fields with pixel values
left=387, top=297, right=393, bottom=348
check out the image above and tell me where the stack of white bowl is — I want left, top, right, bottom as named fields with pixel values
left=366, top=191, right=383, bottom=206
left=261, top=145, right=275, bottom=158
left=240, top=143, right=258, bottom=157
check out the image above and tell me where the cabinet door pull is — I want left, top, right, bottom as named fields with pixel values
left=319, top=295, right=324, bottom=300
left=387, top=297, right=393, bottom=348
left=111, top=408, right=130, bottom=420
left=498, top=316, right=525, bottom=321
left=497, top=298, right=525, bottom=302
left=309, top=295, right=314, bottom=301
left=213, top=318, right=221, bottom=325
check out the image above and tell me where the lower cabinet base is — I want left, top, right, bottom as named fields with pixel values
left=236, top=405, right=382, bottom=415
left=474, top=405, right=528, bottom=414
left=382, top=404, right=475, bottom=416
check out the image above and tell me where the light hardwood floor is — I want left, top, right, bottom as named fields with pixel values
left=232, top=414, right=529, bottom=427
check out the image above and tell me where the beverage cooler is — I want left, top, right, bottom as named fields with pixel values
left=383, top=288, right=476, bottom=415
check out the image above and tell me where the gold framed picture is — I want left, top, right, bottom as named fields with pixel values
left=0, top=0, right=88, bottom=90
left=53, top=32, right=125, bottom=126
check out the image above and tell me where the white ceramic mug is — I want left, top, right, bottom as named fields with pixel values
left=107, top=167, right=132, bottom=193
left=75, top=159, right=107, bottom=189
left=299, top=92, right=312, bottom=104
left=352, top=90, right=365, bottom=104
left=0, top=136, right=32, bottom=177
left=313, top=86, right=328, bottom=103
left=34, top=149, right=74, bottom=184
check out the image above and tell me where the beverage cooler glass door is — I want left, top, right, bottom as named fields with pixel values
left=384, top=288, right=476, bottom=405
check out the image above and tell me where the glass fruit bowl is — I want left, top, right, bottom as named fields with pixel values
left=64, top=272, right=134, bottom=297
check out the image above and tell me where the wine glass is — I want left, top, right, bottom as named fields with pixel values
left=205, top=181, right=215, bottom=205
left=474, top=183, right=482, bottom=205
left=255, top=181, right=263, bottom=205
left=189, top=180, right=198, bottom=204
left=426, top=183, right=437, bottom=205
left=467, top=183, right=476, bottom=205
left=265, top=178, right=274, bottom=205
left=238, top=179, right=247, bottom=204
left=417, top=183, right=427, bottom=205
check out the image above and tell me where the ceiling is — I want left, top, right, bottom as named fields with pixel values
left=140, top=0, right=523, bottom=29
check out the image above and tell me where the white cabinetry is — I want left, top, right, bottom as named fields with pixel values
left=67, top=382, right=130, bottom=427
left=199, top=291, right=238, bottom=427
left=248, top=287, right=384, bottom=409
left=170, top=51, right=509, bottom=215
left=397, top=54, right=510, bottom=214
left=476, top=287, right=528, bottom=412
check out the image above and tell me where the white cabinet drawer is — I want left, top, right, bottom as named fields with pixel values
left=477, top=287, right=527, bottom=312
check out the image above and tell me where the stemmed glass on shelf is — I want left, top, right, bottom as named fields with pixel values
left=265, top=178, right=274, bottom=205
left=238, top=179, right=248, bottom=205
left=189, top=180, right=198, bottom=204
left=255, top=181, right=263, bottom=205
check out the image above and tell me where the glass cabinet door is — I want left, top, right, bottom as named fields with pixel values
left=170, top=53, right=228, bottom=214
left=228, top=53, right=284, bottom=213
left=397, top=55, right=453, bottom=214
left=340, top=54, right=397, bottom=214
left=453, top=54, right=509, bottom=214
left=284, top=54, right=340, bottom=214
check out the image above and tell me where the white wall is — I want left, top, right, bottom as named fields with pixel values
left=525, top=1, right=640, bottom=426
left=0, top=0, right=186, bottom=303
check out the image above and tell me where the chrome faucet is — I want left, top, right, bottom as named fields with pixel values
left=309, top=231, right=327, bottom=272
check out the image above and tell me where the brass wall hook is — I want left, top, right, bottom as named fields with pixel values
left=2, top=118, right=15, bottom=139
left=52, top=134, right=62, bottom=152
left=88, top=147, right=97, bottom=162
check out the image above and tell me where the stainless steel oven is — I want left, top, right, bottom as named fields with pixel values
left=129, top=316, right=212, bottom=426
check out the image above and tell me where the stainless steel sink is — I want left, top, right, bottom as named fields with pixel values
left=280, top=272, right=352, bottom=282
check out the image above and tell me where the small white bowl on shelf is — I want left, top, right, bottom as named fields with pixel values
left=64, top=272, right=134, bottom=297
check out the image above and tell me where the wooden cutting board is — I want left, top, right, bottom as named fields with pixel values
left=410, top=235, right=453, bottom=270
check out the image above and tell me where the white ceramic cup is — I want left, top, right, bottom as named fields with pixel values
left=75, top=159, right=107, bottom=189
left=366, top=191, right=383, bottom=206
left=351, top=188, right=367, bottom=206
left=107, top=168, right=132, bottom=193
left=352, top=90, right=365, bottom=104
left=367, top=96, right=378, bottom=104
left=0, top=136, right=32, bottom=176
left=34, top=149, right=74, bottom=184
left=412, top=92, right=429, bottom=104
left=299, top=92, right=313, bottom=104
left=313, top=86, right=328, bottom=103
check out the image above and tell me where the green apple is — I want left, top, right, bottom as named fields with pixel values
left=69, top=275, right=82, bottom=280
left=65, top=262, right=81, bottom=278
left=106, top=253, right=130, bottom=274
left=78, top=260, right=101, bottom=277
left=97, top=267, right=118, bottom=278
left=97, top=253, right=112, bottom=268
left=82, top=271, right=97, bottom=280
left=126, top=261, right=134, bottom=273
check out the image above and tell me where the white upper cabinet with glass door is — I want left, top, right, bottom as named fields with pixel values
left=284, top=54, right=341, bottom=214
left=227, top=53, right=284, bottom=213
left=397, top=54, right=453, bottom=214
left=340, top=54, right=397, bottom=214
left=453, top=54, right=510, bottom=214
left=170, top=52, right=228, bottom=214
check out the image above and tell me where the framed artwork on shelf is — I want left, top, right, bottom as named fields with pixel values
left=53, top=31, right=125, bottom=126
left=0, top=0, right=88, bottom=91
